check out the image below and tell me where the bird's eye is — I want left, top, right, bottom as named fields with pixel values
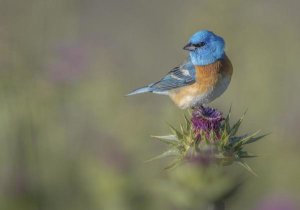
left=194, top=42, right=205, bottom=48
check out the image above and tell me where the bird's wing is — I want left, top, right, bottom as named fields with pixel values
left=150, top=60, right=196, bottom=92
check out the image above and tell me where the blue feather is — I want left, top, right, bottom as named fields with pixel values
left=126, top=85, right=153, bottom=96
left=127, top=59, right=196, bottom=96
left=150, top=60, right=195, bottom=92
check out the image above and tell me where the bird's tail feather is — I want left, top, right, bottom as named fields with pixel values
left=126, top=85, right=152, bottom=96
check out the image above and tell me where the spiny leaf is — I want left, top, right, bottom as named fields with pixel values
left=215, top=151, right=236, bottom=166
left=229, top=110, right=247, bottom=136
left=224, top=105, right=232, bottom=133
left=237, top=150, right=258, bottom=158
left=183, top=134, right=193, bottom=145
left=145, top=149, right=179, bottom=163
left=184, top=115, right=191, bottom=131
left=234, top=130, right=261, bottom=149
left=239, top=130, right=261, bottom=145
left=164, top=158, right=182, bottom=170
left=180, top=123, right=185, bottom=134
left=151, top=135, right=179, bottom=145
left=194, top=138, right=200, bottom=153
left=219, top=130, right=230, bottom=148
left=199, top=130, right=209, bottom=145
left=243, top=133, right=270, bottom=145
left=151, top=135, right=178, bottom=140
left=209, top=130, right=215, bottom=141
left=189, top=125, right=194, bottom=138
left=237, top=160, right=258, bottom=177
left=167, top=123, right=183, bottom=140
left=229, top=134, right=248, bottom=145
left=239, top=154, right=258, bottom=158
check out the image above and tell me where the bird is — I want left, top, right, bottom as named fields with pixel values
left=127, top=30, right=233, bottom=109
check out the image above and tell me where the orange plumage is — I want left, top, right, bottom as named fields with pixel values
left=169, top=55, right=233, bottom=108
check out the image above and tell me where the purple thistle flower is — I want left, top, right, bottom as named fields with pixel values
left=255, top=195, right=298, bottom=210
left=191, top=106, right=224, bottom=140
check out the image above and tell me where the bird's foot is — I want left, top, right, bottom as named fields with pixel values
left=191, top=104, right=204, bottom=110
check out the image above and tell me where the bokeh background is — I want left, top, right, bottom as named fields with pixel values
left=0, top=0, right=300, bottom=209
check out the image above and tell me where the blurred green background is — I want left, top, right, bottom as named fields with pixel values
left=0, top=0, right=300, bottom=209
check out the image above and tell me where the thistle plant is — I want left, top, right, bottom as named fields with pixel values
left=149, top=106, right=267, bottom=210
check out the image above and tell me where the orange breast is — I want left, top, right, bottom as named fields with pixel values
left=169, top=55, right=233, bottom=108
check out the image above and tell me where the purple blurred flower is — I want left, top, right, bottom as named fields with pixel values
left=255, top=195, right=298, bottom=210
left=186, top=146, right=216, bottom=166
left=46, top=43, right=89, bottom=83
left=191, top=106, right=224, bottom=140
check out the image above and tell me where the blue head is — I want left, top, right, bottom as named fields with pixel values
left=183, top=30, right=225, bottom=66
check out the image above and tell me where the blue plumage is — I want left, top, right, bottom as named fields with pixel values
left=187, top=30, right=225, bottom=66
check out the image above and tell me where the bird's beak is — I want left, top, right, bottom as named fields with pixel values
left=183, top=42, right=196, bottom=51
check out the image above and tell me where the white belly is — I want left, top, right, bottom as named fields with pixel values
left=174, top=75, right=231, bottom=109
